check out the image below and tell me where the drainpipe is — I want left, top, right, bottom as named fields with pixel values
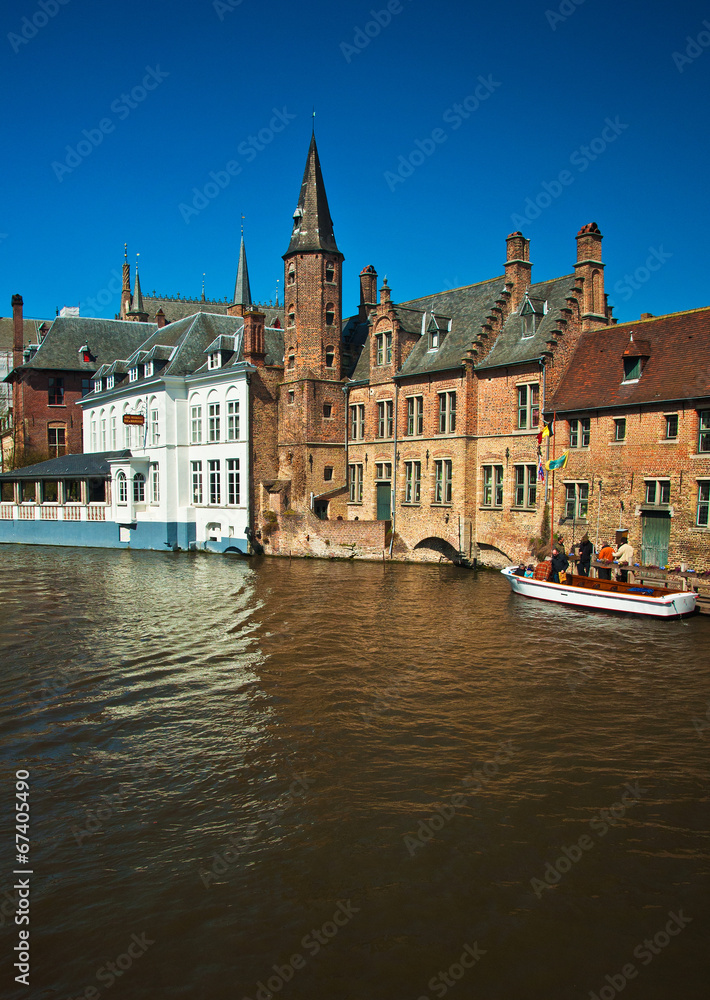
left=343, top=382, right=350, bottom=504
left=389, top=381, right=399, bottom=558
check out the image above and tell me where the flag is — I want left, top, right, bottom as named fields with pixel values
left=544, top=451, right=568, bottom=472
left=537, top=420, right=553, bottom=444
left=537, top=460, right=545, bottom=482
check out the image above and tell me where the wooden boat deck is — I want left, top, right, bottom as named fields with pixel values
left=562, top=573, right=682, bottom=599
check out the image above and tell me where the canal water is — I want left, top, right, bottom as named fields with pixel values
left=0, top=545, right=708, bottom=1000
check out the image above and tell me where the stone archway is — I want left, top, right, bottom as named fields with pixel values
left=414, top=536, right=462, bottom=564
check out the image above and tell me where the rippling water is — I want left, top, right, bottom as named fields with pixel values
left=0, top=545, right=708, bottom=1000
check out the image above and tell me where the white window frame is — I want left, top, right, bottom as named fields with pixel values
left=150, top=464, right=160, bottom=503
left=483, top=465, right=503, bottom=507
left=208, top=459, right=221, bottom=505
left=227, top=400, right=239, bottom=441
left=150, top=409, right=159, bottom=446
left=190, top=405, right=203, bottom=444
left=208, top=403, right=221, bottom=443
left=227, top=459, right=240, bottom=505
left=191, top=461, right=203, bottom=505
left=697, top=481, right=710, bottom=527
left=517, top=383, right=540, bottom=431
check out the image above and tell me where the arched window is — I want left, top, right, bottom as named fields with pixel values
left=325, top=303, right=335, bottom=326
left=288, top=350, right=295, bottom=370
left=288, top=266, right=295, bottom=285
left=133, top=473, right=145, bottom=503
left=116, top=471, right=127, bottom=504
left=325, top=346, right=335, bottom=368
left=325, top=262, right=335, bottom=282
left=288, top=304, right=295, bottom=327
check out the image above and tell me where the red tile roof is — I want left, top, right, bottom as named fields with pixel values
left=549, top=307, right=710, bottom=413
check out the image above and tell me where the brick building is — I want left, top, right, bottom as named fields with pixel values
left=548, top=307, right=710, bottom=570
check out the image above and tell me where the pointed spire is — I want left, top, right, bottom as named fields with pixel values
left=131, top=265, right=145, bottom=314
left=285, top=134, right=340, bottom=256
left=233, top=234, right=252, bottom=307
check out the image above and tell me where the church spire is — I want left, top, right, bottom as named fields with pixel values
left=127, top=260, right=148, bottom=322
left=285, top=134, right=340, bottom=257
left=233, top=233, right=252, bottom=308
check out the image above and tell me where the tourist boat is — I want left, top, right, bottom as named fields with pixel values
left=501, top=566, right=697, bottom=618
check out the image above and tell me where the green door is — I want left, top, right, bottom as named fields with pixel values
left=641, top=511, right=671, bottom=567
left=376, top=482, right=391, bottom=521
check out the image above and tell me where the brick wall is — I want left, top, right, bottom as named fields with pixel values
left=267, top=506, right=387, bottom=559
left=13, top=370, right=86, bottom=463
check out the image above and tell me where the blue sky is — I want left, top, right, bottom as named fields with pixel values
left=1, top=0, right=709, bottom=324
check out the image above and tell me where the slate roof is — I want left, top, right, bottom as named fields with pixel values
left=16, top=317, right=156, bottom=373
left=140, top=295, right=285, bottom=329
left=0, top=450, right=131, bottom=480
left=550, top=307, right=710, bottom=413
left=285, top=135, right=340, bottom=256
left=0, top=316, right=50, bottom=353
left=476, top=274, right=577, bottom=370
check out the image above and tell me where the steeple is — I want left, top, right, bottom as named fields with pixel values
left=233, top=234, right=252, bottom=308
left=120, top=244, right=131, bottom=320
left=127, top=264, right=148, bottom=322
left=285, top=134, right=340, bottom=257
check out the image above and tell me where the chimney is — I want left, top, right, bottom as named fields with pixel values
left=155, top=309, right=167, bottom=328
left=640, top=312, right=654, bottom=321
left=12, top=294, right=24, bottom=368
left=359, top=265, right=378, bottom=320
left=505, top=232, right=532, bottom=313
left=379, top=277, right=391, bottom=307
left=574, top=222, right=606, bottom=330
left=243, top=307, right=266, bottom=365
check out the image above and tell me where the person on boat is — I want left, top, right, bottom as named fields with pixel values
left=550, top=545, right=569, bottom=584
left=524, top=565, right=534, bottom=578
left=613, top=537, right=635, bottom=582
left=597, top=542, right=614, bottom=580
left=576, top=534, right=594, bottom=576
left=513, top=564, right=527, bottom=576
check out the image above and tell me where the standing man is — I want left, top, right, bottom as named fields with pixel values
left=613, top=536, right=635, bottom=582
left=597, top=541, right=614, bottom=580
left=550, top=545, right=570, bottom=584
left=576, top=534, right=594, bottom=577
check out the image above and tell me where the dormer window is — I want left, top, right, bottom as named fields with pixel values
left=93, top=379, right=102, bottom=393
left=427, top=315, right=448, bottom=351
left=106, top=375, right=114, bottom=390
left=623, top=356, right=641, bottom=381
left=376, top=330, right=392, bottom=366
left=520, top=299, right=537, bottom=338
left=208, top=352, right=221, bottom=370
left=79, top=343, right=92, bottom=363
left=128, top=367, right=139, bottom=382
left=144, top=361, right=154, bottom=377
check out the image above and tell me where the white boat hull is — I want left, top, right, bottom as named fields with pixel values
left=501, top=567, right=697, bottom=618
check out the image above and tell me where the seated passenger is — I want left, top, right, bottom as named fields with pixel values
left=524, top=565, right=534, bottom=578
left=513, top=564, right=527, bottom=576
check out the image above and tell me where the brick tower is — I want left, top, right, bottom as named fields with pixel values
left=278, top=134, right=347, bottom=513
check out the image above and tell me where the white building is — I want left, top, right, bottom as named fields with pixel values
left=80, top=312, right=253, bottom=552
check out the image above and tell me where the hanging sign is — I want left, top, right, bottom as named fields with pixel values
left=122, top=414, right=145, bottom=425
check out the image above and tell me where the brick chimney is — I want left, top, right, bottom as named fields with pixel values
left=12, top=294, right=24, bottom=368
left=574, top=222, right=606, bottom=330
left=505, top=232, right=532, bottom=313
left=243, top=307, right=266, bottom=365
left=359, top=265, right=378, bottom=320
left=379, top=278, right=391, bottom=307
left=155, top=308, right=167, bottom=328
